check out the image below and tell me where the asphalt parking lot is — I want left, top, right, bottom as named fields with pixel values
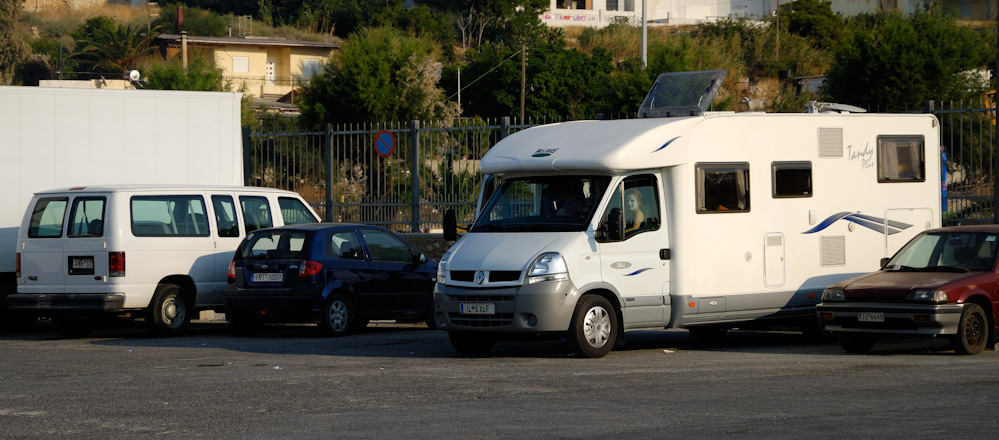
left=2, top=318, right=998, bottom=439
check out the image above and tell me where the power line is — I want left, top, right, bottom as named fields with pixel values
left=447, top=47, right=524, bottom=101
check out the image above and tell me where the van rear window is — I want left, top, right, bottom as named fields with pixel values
left=131, top=196, right=210, bottom=237
left=28, top=197, right=68, bottom=238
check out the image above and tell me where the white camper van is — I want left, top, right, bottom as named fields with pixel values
left=10, top=185, right=319, bottom=337
left=433, top=71, right=941, bottom=357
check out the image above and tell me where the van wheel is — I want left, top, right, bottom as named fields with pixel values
left=146, top=283, right=191, bottom=337
left=688, top=326, right=728, bottom=344
left=951, top=303, right=988, bottom=355
left=839, top=333, right=876, bottom=353
left=448, top=331, right=496, bottom=356
left=319, top=294, right=354, bottom=337
left=566, top=295, right=617, bottom=358
left=52, top=317, right=95, bottom=338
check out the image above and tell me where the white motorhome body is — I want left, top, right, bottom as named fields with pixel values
left=11, top=185, right=318, bottom=337
left=0, top=86, right=244, bottom=327
left=434, top=112, right=941, bottom=357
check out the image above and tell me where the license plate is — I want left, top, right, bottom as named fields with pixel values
left=71, top=258, right=94, bottom=269
left=460, top=303, right=495, bottom=315
left=252, top=272, right=284, bottom=283
left=858, top=312, right=884, bottom=322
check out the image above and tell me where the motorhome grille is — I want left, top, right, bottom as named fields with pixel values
left=450, top=271, right=474, bottom=282
left=820, top=236, right=846, bottom=266
left=448, top=312, right=514, bottom=327
left=818, top=127, right=844, bottom=157
left=446, top=294, right=514, bottom=302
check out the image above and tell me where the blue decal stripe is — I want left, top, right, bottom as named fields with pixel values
left=652, top=136, right=681, bottom=153
left=803, top=212, right=851, bottom=234
left=624, top=268, right=654, bottom=276
left=850, top=213, right=913, bottom=230
left=804, top=212, right=913, bottom=235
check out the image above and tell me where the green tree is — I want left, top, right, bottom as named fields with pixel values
left=0, top=0, right=28, bottom=84
left=73, top=17, right=158, bottom=75
left=155, top=3, right=229, bottom=36
left=778, top=0, right=845, bottom=49
left=299, top=26, right=458, bottom=125
left=445, top=0, right=549, bottom=50
left=144, top=56, right=229, bottom=91
left=824, top=11, right=992, bottom=110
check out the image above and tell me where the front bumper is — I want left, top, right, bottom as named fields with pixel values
left=816, top=302, right=965, bottom=335
left=433, top=280, right=580, bottom=333
left=7, top=293, right=126, bottom=313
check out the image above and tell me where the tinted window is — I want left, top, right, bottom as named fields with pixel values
left=28, top=197, right=68, bottom=238
left=326, top=230, right=363, bottom=260
left=67, top=197, right=106, bottom=238
left=279, top=197, right=317, bottom=225
left=131, top=196, right=210, bottom=237
left=240, top=196, right=273, bottom=233
left=772, top=162, right=812, bottom=198
left=878, top=136, right=925, bottom=182
left=696, top=163, right=750, bottom=213
left=239, top=230, right=308, bottom=259
left=361, top=230, right=414, bottom=263
left=212, top=195, right=240, bottom=238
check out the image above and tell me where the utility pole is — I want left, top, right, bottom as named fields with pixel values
left=993, top=7, right=999, bottom=223
left=641, top=0, right=647, bottom=69
left=520, top=41, right=526, bottom=122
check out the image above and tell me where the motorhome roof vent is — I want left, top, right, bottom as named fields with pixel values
left=638, top=70, right=727, bottom=118
left=804, top=101, right=867, bottom=114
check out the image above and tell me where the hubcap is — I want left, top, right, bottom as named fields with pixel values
left=583, top=305, right=611, bottom=348
left=328, top=300, right=348, bottom=332
left=163, top=297, right=184, bottom=326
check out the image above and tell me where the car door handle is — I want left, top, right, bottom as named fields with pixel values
left=660, top=249, right=671, bottom=260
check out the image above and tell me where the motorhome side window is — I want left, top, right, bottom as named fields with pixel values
left=605, top=175, right=661, bottom=238
left=471, top=175, right=611, bottom=233
left=130, top=196, right=210, bottom=237
left=67, top=197, right=106, bottom=238
left=240, top=196, right=274, bottom=233
left=877, top=136, right=925, bottom=182
left=696, top=163, right=750, bottom=213
left=772, top=162, right=812, bottom=198
left=27, top=197, right=68, bottom=238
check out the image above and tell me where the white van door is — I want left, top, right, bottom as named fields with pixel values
left=598, top=174, right=671, bottom=326
left=19, top=196, right=71, bottom=294
left=209, top=193, right=245, bottom=305
left=63, top=196, right=109, bottom=293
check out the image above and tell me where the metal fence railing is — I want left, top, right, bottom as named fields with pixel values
left=245, top=103, right=999, bottom=232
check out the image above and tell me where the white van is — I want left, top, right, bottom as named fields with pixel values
left=433, top=71, right=942, bottom=357
left=10, top=185, right=319, bottom=337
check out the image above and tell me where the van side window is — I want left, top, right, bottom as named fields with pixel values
left=327, top=230, right=363, bottom=260
left=696, top=163, right=750, bottom=213
left=130, top=196, right=210, bottom=237
left=606, top=175, right=661, bottom=239
left=28, top=197, right=68, bottom=238
left=878, top=135, right=924, bottom=182
left=279, top=197, right=317, bottom=225
left=361, top=229, right=416, bottom=263
left=240, top=196, right=273, bottom=233
left=211, top=195, right=240, bottom=238
left=67, top=197, right=106, bottom=238
left=772, top=161, right=812, bottom=198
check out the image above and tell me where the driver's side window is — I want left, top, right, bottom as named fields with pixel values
left=606, top=175, right=660, bottom=239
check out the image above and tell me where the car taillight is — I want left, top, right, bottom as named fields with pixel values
left=299, top=260, right=322, bottom=277
left=109, top=252, right=125, bottom=277
left=15, top=253, right=20, bottom=278
left=227, top=261, right=236, bottom=280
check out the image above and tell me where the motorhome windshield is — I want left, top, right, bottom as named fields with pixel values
left=471, top=176, right=611, bottom=233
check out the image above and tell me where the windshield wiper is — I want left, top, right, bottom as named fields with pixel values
left=922, top=265, right=971, bottom=273
left=470, top=223, right=505, bottom=232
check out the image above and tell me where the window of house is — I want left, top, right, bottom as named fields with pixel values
left=302, top=59, right=322, bottom=77
left=772, top=161, right=812, bottom=198
left=696, top=163, right=750, bottom=213
left=233, top=57, right=249, bottom=73
left=878, top=136, right=925, bottom=182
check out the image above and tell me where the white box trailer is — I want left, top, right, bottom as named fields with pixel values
left=433, top=71, right=941, bottom=357
left=0, top=86, right=244, bottom=329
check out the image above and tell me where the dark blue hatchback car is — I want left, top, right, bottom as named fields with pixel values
left=224, top=223, right=438, bottom=336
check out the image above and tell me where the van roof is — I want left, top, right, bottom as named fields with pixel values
left=33, top=184, right=300, bottom=195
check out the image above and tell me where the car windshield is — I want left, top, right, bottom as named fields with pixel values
left=885, top=231, right=999, bottom=272
left=470, top=175, right=611, bottom=233
left=238, top=230, right=309, bottom=260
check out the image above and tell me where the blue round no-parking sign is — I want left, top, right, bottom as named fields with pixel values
left=374, top=130, right=395, bottom=158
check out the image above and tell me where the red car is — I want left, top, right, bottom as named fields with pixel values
left=816, top=225, right=999, bottom=355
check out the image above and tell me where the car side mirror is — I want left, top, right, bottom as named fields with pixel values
left=414, top=253, right=428, bottom=265
left=880, top=257, right=890, bottom=269
left=443, top=209, right=458, bottom=241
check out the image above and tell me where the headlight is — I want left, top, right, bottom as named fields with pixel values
left=907, top=289, right=948, bottom=304
left=437, top=251, right=451, bottom=284
left=526, top=252, right=569, bottom=284
left=821, top=288, right=845, bottom=302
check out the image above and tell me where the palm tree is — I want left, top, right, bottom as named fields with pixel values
left=74, top=23, right=158, bottom=75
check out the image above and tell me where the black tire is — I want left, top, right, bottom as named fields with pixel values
left=800, top=318, right=837, bottom=343
left=52, top=317, right=95, bottom=338
left=448, top=331, right=496, bottom=356
left=145, top=283, right=191, bottom=337
left=229, top=320, right=260, bottom=337
left=566, top=295, right=617, bottom=358
left=839, top=333, right=876, bottom=353
left=0, top=310, right=37, bottom=333
left=318, top=294, right=354, bottom=337
left=688, top=326, right=728, bottom=344
left=424, top=319, right=438, bottom=330
left=951, top=303, right=989, bottom=355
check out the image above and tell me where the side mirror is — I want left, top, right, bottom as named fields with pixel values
left=443, top=208, right=457, bottom=241
left=601, top=208, right=624, bottom=242
left=414, top=253, right=428, bottom=265
left=880, top=257, right=890, bottom=269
